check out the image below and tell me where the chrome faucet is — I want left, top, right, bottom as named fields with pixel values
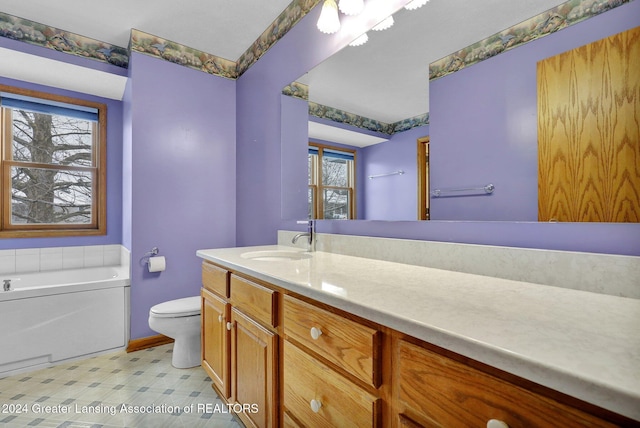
left=3, top=279, right=11, bottom=292
left=292, top=220, right=315, bottom=252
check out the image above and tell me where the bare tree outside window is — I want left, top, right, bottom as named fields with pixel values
left=321, top=157, right=350, bottom=219
left=0, top=85, right=106, bottom=237
left=10, top=109, right=94, bottom=224
left=308, top=144, right=355, bottom=219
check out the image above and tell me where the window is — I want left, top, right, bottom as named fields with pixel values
left=308, top=143, right=356, bottom=219
left=0, top=85, right=106, bottom=237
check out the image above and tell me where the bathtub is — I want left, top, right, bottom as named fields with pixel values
left=0, top=266, right=130, bottom=377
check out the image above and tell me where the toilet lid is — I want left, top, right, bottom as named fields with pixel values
left=150, top=296, right=200, bottom=317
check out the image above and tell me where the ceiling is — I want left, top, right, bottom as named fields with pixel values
left=0, top=0, right=568, bottom=138
left=0, top=0, right=293, bottom=62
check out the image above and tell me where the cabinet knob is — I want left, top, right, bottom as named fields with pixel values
left=310, top=327, right=323, bottom=340
left=310, top=399, right=322, bottom=413
left=487, top=420, right=509, bottom=428
left=226, top=322, right=233, bottom=331
left=218, top=315, right=224, bottom=323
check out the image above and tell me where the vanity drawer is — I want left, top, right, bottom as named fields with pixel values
left=202, top=262, right=229, bottom=298
left=284, top=341, right=381, bottom=428
left=283, top=294, right=380, bottom=388
left=398, top=340, right=616, bottom=428
left=230, top=275, right=277, bottom=328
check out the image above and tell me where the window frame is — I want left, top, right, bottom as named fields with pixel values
left=0, top=85, right=107, bottom=238
left=308, top=142, right=356, bottom=220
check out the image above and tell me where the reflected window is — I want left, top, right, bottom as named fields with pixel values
left=308, top=143, right=355, bottom=219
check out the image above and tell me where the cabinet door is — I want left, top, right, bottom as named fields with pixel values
left=397, top=340, right=616, bottom=428
left=201, top=289, right=230, bottom=399
left=230, top=307, right=277, bottom=428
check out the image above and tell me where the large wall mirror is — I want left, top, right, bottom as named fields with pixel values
left=281, top=0, right=639, bottom=223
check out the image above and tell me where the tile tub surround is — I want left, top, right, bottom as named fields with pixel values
left=279, top=231, right=640, bottom=299
left=197, top=245, right=640, bottom=421
left=0, top=344, right=242, bottom=428
left=0, top=245, right=130, bottom=275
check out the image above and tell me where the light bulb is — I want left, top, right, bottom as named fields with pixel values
left=404, top=0, right=429, bottom=11
left=372, top=15, right=394, bottom=31
left=317, top=0, right=341, bottom=34
left=339, top=0, right=364, bottom=15
left=349, top=32, right=368, bottom=47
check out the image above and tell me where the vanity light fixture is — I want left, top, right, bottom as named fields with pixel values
left=317, top=0, right=341, bottom=34
left=372, top=15, right=394, bottom=31
left=349, top=32, right=369, bottom=46
left=404, top=0, right=429, bottom=10
left=339, top=0, right=364, bottom=15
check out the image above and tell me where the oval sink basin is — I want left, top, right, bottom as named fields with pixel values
left=240, top=250, right=312, bottom=261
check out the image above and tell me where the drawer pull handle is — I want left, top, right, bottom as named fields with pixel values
left=487, top=420, right=509, bottom=428
left=218, top=315, right=224, bottom=323
left=310, top=399, right=322, bottom=413
left=310, top=327, right=323, bottom=340
left=226, top=322, right=233, bottom=331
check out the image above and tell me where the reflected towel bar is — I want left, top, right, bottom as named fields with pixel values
left=368, top=170, right=405, bottom=179
left=431, top=183, right=495, bottom=197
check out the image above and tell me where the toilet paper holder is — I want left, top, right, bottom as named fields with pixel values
left=140, top=247, right=160, bottom=267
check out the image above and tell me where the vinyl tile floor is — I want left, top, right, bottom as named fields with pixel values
left=0, top=345, right=243, bottom=427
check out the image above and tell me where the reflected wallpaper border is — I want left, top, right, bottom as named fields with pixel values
left=429, top=0, right=634, bottom=81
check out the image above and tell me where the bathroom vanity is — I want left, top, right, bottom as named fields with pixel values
left=197, top=245, right=640, bottom=427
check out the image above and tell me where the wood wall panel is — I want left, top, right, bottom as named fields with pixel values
left=538, top=26, right=640, bottom=222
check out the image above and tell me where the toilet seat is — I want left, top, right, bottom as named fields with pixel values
left=150, top=296, right=200, bottom=318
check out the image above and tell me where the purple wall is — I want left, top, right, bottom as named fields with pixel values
left=430, top=52, right=538, bottom=221
left=244, top=0, right=640, bottom=256
left=0, top=75, right=124, bottom=250
left=122, top=78, right=133, bottom=250
left=361, top=125, right=428, bottom=220
left=280, top=94, right=309, bottom=220
left=126, top=52, right=236, bottom=339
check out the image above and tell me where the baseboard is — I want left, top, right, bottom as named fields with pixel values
left=126, top=334, right=174, bottom=353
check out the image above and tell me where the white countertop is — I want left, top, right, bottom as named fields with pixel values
left=196, top=245, right=640, bottom=421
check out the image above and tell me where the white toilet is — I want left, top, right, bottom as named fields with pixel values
left=148, top=296, right=201, bottom=369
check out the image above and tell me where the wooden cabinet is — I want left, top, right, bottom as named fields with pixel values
left=230, top=307, right=277, bottom=428
left=201, top=260, right=630, bottom=428
left=201, top=288, right=230, bottom=399
left=201, top=262, right=279, bottom=428
left=395, top=340, right=617, bottom=428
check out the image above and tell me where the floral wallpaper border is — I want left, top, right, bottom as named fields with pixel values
left=130, top=0, right=321, bottom=79
left=284, top=82, right=429, bottom=135
left=309, top=101, right=429, bottom=135
left=236, top=0, right=322, bottom=77
left=0, top=11, right=129, bottom=68
left=282, top=81, right=310, bottom=100
left=309, top=101, right=396, bottom=135
left=0, top=0, right=321, bottom=79
left=429, top=0, right=633, bottom=81
left=130, top=29, right=238, bottom=79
